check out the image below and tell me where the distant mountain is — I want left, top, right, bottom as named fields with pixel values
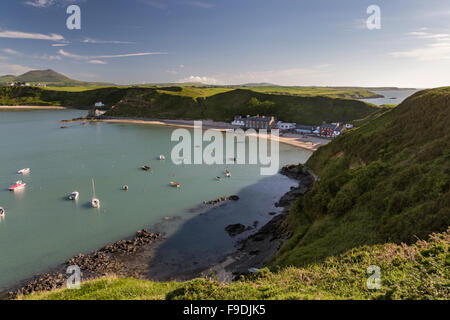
left=16, top=69, right=72, bottom=83
left=0, top=69, right=114, bottom=87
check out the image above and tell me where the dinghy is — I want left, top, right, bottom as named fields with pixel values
left=122, top=185, right=129, bottom=191
left=170, top=181, right=180, bottom=188
left=0, top=207, right=5, bottom=218
left=9, top=180, right=26, bottom=191
left=141, top=165, right=151, bottom=171
left=17, top=168, right=30, bottom=175
left=69, top=191, right=79, bottom=200
left=159, top=155, right=166, bottom=160
left=91, top=178, right=100, bottom=208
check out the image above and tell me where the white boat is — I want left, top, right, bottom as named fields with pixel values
left=159, top=155, right=166, bottom=160
left=0, top=207, right=5, bottom=218
left=225, top=169, right=231, bottom=178
left=91, top=178, right=100, bottom=208
left=69, top=191, right=79, bottom=200
left=17, top=168, right=30, bottom=175
left=91, top=198, right=100, bottom=208
left=9, top=180, right=26, bottom=191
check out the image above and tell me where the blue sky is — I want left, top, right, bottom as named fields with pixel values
left=0, top=0, right=449, bottom=87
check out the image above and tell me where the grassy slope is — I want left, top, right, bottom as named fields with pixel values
left=22, top=228, right=449, bottom=300
left=270, top=87, right=450, bottom=268
left=0, top=86, right=379, bottom=125
left=106, top=88, right=379, bottom=125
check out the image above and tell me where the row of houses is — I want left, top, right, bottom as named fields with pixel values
left=231, top=115, right=354, bottom=138
left=9, top=82, right=47, bottom=87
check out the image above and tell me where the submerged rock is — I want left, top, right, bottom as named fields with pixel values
left=225, top=224, right=247, bottom=237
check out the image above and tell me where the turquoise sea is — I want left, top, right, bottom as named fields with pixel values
left=0, top=110, right=311, bottom=289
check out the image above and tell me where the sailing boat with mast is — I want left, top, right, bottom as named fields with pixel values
left=91, top=178, right=100, bottom=208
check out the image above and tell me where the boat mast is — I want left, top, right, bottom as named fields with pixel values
left=92, top=178, right=96, bottom=199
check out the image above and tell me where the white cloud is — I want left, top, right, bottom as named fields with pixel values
left=24, top=0, right=55, bottom=7
left=24, top=0, right=83, bottom=8
left=178, top=65, right=332, bottom=86
left=166, top=70, right=178, bottom=75
left=0, top=30, right=64, bottom=41
left=186, top=1, right=215, bottom=9
left=2, top=48, right=21, bottom=55
left=82, top=38, right=135, bottom=44
left=390, top=30, right=450, bottom=61
left=0, top=62, right=32, bottom=75
left=57, top=49, right=167, bottom=65
left=88, top=59, right=107, bottom=65
left=178, top=75, right=218, bottom=84
left=52, top=43, right=69, bottom=47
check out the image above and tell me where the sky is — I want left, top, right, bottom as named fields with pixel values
left=0, top=0, right=449, bottom=87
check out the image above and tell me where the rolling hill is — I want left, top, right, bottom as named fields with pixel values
left=0, top=69, right=113, bottom=87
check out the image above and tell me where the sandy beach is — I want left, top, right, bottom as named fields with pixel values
left=99, top=118, right=329, bottom=151
left=0, top=105, right=67, bottom=110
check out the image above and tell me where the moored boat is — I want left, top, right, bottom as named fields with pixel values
left=69, top=191, right=79, bottom=200
left=141, top=165, right=151, bottom=171
left=225, top=169, right=231, bottom=177
left=122, top=185, right=129, bottom=191
left=17, top=168, right=30, bottom=175
left=0, top=207, right=5, bottom=218
left=91, top=198, right=100, bottom=208
left=9, top=180, right=26, bottom=191
left=170, top=181, right=180, bottom=188
left=159, top=155, right=166, bottom=160
left=91, top=178, right=101, bottom=208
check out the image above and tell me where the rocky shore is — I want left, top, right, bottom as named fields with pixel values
left=2, top=230, right=162, bottom=299
left=209, top=164, right=314, bottom=281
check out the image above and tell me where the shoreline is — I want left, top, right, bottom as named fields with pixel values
left=1, top=165, right=312, bottom=299
left=67, top=116, right=329, bottom=152
left=0, top=105, right=67, bottom=110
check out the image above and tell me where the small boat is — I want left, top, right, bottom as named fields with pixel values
left=9, top=180, right=26, bottom=191
left=0, top=207, right=5, bottom=218
left=69, top=191, right=79, bottom=200
left=91, top=178, right=100, bottom=208
left=170, top=181, right=180, bottom=188
left=122, top=185, right=129, bottom=191
left=141, top=165, right=151, bottom=171
left=224, top=169, right=231, bottom=177
left=216, top=177, right=222, bottom=181
left=91, top=198, right=100, bottom=208
left=17, top=168, right=30, bottom=175
left=159, top=155, right=166, bottom=160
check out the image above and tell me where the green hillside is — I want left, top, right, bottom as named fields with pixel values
left=271, top=87, right=450, bottom=267
left=0, top=69, right=113, bottom=87
left=106, top=88, right=379, bottom=125
left=21, top=228, right=449, bottom=300
left=0, top=86, right=379, bottom=125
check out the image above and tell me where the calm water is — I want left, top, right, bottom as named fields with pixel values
left=0, top=110, right=311, bottom=289
left=361, top=89, right=419, bottom=106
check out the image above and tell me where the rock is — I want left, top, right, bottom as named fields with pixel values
left=225, top=224, right=247, bottom=237
left=228, top=195, right=240, bottom=201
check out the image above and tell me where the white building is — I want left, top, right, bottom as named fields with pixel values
left=231, top=115, right=245, bottom=127
left=95, top=102, right=105, bottom=108
left=277, top=121, right=297, bottom=131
